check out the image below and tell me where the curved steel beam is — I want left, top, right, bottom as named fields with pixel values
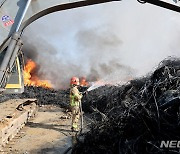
left=1, top=0, right=179, bottom=52
left=21, top=0, right=118, bottom=31
left=0, top=0, right=118, bottom=52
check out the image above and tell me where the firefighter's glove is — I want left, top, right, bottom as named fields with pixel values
left=82, top=91, right=88, bottom=95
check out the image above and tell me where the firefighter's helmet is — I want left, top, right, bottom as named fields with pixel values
left=70, top=77, right=79, bottom=85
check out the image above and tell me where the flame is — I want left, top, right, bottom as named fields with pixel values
left=80, top=77, right=89, bottom=87
left=23, top=59, right=52, bottom=88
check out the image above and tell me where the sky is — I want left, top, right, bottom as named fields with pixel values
left=22, top=0, right=180, bottom=89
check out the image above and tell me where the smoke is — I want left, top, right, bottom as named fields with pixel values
left=22, top=1, right=180, bottom=89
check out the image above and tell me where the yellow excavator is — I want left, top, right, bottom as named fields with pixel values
left=0, top=0, right=179, bottom=94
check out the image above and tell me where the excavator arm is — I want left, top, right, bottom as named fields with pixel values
left=0, top=0, right=118, bottom=50
left=0, top=0, right=179, bottom=93
left=1, top=0, right=180, bottom=51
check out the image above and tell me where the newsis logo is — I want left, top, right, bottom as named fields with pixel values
left=160, top=141, right=180, bottom=148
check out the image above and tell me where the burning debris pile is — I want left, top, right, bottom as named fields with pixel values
left=72, top=57, right=180, bottom=154
left=0, top=58, right=69, bottom=107
left=24, top=59, right=52, bottom=88
left=0, top=56, right=179, bottom=153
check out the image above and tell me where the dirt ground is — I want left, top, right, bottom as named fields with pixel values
left=1, top=105, right=76, bottom=154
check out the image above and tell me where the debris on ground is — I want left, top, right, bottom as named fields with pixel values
left=0, top=57, right=179, bottom=154
left=72, top=57, right=180, bottom=154
left=0, top=86, right=70, bottom=109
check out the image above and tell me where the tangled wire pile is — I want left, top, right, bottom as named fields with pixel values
left=72, top=58, right=180, bottom=154
left=0, top=57, right=179, bottom=153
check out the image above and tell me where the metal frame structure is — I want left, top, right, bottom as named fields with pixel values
left=0, top=0, right=179, bottom=93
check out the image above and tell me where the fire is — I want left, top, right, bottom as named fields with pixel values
left=80, top=77, right=89, bottom=87
left=23, top=59, right=52, bottom=88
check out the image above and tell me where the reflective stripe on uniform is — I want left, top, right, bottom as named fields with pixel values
left=70, top=94, right=79, bottom=106
left=70, top=94, right=75, bottom=106
left=70, top=87, right=81, bottom=107
left=72, top=123, right=78, bottom=128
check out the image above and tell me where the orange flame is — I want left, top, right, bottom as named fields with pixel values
left=80, top=77, right=89, bottom=87
left=24, top=59, right=52, bottom=88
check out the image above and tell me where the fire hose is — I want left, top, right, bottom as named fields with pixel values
left=63, top=93, right=86, bottom=154
left=78, top=84, right=103, bottom=132
left=63, top=85, right=103, bottom=154
left=79, top=100, right=83, bottom=134
left=63, top=100, right=83, bottom=154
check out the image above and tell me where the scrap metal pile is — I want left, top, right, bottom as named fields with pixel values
left=0, top=57, right=179, bottom=153
left=73, top=57, right=180, bottom=154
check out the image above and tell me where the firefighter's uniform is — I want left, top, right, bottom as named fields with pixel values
left=70, top=77, right=82, bottom=131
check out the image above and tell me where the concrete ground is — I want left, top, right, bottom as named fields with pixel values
left=1, top=105, right=76, bottom=154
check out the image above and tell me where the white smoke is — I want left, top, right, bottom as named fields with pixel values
left=22, top=0, right=180, bottom=89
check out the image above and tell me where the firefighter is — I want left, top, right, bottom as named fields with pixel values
left=70, top=77, right=83, bottom=132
